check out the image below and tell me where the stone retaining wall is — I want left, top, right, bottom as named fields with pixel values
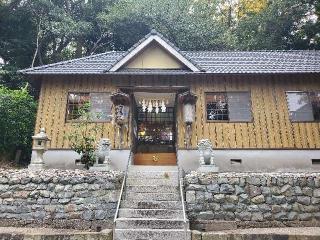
left=0, top=169, right=123, bottom=230
left=185, top=172, right=320, bottom=229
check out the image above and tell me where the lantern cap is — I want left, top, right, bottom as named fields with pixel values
left=110, top=90, right=130, bottom=105
left=32, top=128, right=50, bottom=141
left=178, top=91, right=198, bottom=104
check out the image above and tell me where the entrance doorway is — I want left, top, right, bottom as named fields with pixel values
left=133, top=92, right=176, bottom=165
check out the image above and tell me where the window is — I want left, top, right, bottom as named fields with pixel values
left=66, top=92, right=112, bottom=122
left=206, top=92, right=252, bottom=122
left=286, top=91, right=320, bottom=122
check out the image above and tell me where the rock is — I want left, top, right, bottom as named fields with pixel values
left=258, top=204, right=271, bottom=212
left=297, top=196, right=311, bottom=205
left=82, top=210, right=93, bottom=220
left=288, top=212, right=298, bottom=221
left=248, top=205, right=259, bottom=212
left=247, top=177, right=261, bottom=186
left=280, top=185, right=292, bottom=194
left=261, top=187, right=271, bottom=196
left=235, top=211, right=251, bottom=221
left=213, top=194, right=225, bottom=203
left=246, top=185, right=261, bottom=198
left=274, top=211, right=288, bottom=220
left=222, top=204, right=236, bottom=211
left=293, top=186, right=303, bottom=195
left=186, top=184, right=206, bottom=191
left=302, top=187, right=313, bottom=197
left=271, top=205, right=282, bottom=213
left=225, top=195, right=238, bottom=204
left=207, top=184, right=220, bottom=193
left=299, top=213, right=312, bottom=221
left=220, top=184, right=235, bottom=194
left=198, top=211, right=214, bottom=220
left=311, top=197, right=320, bottom=205
left=313, top=189, right=320, bottom=198
left=186, top=191, right=196, bottom=203
left=239, top=194, right=250, bottom=204
left=251, top=212, right=263, bottom=221
left=95, top=210, right=106, bottom=220
left=235, top=185, right=244, bottom=195
left=263, top=212, right=272, bottom=220
left=271, top=195, right=286, bottom=204
left=251, top=195, right=265, bottom=204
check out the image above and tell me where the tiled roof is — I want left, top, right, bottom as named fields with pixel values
left=19, top=30, right=320, bottom=75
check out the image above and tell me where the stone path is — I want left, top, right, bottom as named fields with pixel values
left=114, top=165, right=191, bottom=240
left=194, top=227, right=320, bottom=240
left=0, top=227, right=320, bottom=239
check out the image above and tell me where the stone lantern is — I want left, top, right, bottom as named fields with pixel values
left=110, top=90, right=130, bottom=149
left=197, top=139, right=219, bottom=172
left=29, top=128, right=50, bottom=170
left=178, top=91, right=198, bottom=148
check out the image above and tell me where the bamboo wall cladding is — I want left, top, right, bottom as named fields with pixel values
left=35, top=74, right=320, bottom=150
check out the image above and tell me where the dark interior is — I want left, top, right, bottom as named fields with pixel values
left=136, top=106, right=176, bottom=153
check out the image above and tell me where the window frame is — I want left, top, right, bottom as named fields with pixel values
left=285, top=90, right=320, bottom=123
left=65, top=91, right=113, bottom=123
left=205, top=91, right=253, bottom=123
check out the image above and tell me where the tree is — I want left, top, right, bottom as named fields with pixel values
left=235, top=0, right=317, bottom=50
left=98, top=0, right=234, bottom=51
left=0, top=85, right=37, bottom=164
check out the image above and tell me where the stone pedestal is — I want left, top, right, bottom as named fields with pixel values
left=28, top=163, right=45, bottom=170
left=197, top=165, right=219, bottom=173
left=89, top=164, right=112, bottom=172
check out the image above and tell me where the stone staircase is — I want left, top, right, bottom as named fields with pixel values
left=114, top=165, right=191, bottom=240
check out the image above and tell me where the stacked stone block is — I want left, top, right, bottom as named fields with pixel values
left=0, top=169, right=123, bottom=229
left=185, top=172, right=320, bottom=225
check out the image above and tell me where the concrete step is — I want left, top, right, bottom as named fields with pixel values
left=126, top=192, right=180, bottom=201
left=127, top=171, right=179, bottom=179
left=126, top=178, right=178, bottom=186
left=126, top=185, right=179, bottom=193
left=114, top=229, right=191, bottom=240
left=118, top=208, right=184, bottom=219
left=115, top=218, right=189, bottom=229
left=120, top=200, right=182, bottom=210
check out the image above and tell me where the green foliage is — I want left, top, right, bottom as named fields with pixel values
left=98, top=0, right=234, bottom=50
left=66, top=103, right=102, bottom=169
left=0, top=84, right=37, bottom=163
left=235, top=0, right=316, bottom=50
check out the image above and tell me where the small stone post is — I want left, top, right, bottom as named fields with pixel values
left=29, top=128, right=49, bottom=170
left=197, top=139, right=219, bottom=172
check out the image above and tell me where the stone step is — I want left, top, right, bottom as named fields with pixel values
left=128, top=165, right=179, bottom=171
left=126, top=185, right=179, bottom=193
left=120, top=200, right=182, bottom=210
left=118, top=208, right=184, bottom=219
left=126, top=178, right=178, bottom=186
left=127, top=170, right=179, bottom=179
left=114, top=229, right=191, bottom=240
left=115, top=218, right=189, bottom=229
left=125, top=192, right=180, bottom=201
